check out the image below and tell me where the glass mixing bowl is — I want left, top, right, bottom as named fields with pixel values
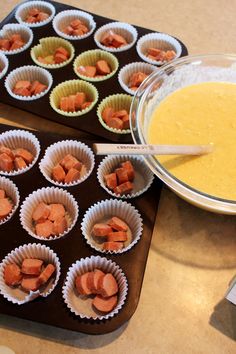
left=130, top=54, right=236, bottom=214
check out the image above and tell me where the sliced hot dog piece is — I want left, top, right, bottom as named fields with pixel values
left=53, top=216, right=67, bottom=235
left=54, top=53, right=67, bottom=64
left=81, top=101, right=92, bottom=110
left=103, top=241, right=124, bottom=251
left=121, top=114, right=130, bottom=130
left=14, top=156, right=27, bottom=170
left=121, top=160, right=135, bottom=181
left=114, top=181, right=134, bottom=195
left=113, top=110, right=128, bottom=118
left=10, top=40, right=25, bottom=51
left=97, top=273, right=118, bottom=297
left=102, top=107, right=114, bottom=124
left=21, top=276, right=39, bottom=292
left=37, top=12, right=49, bottom=22
left=64, top=167, right=80, bottom=184
left=14, top=148, right=34, bottom=164
left=107, top=231, right=128, bottom=242
left=28, top=7, right=40, bottom=16
left=112, top=33, right=127, bottom=48
left=75, top=92, right=86, bottom=110
left=38, top=264, right=55, bottom=285
left=21, top=258, right=43, bottom=275
left=107, top=216, right=128, bottom=232
left=70, top=19, right=82, bottom=29
left=147, top=47, right=162, bottom=57
left=32, top=202, right=50, bottom=223
left=92, top=223, right=113, bottom=237
left=55, top=47, right=69, bottom=58
left=92, top=294, right=118, bottom=313
left=4, top=263, right=22, bottom=286
left=0, top=146, right=14, bottom=160
left=13, top=87, right=31, bottom=97
left=52, top=164, right=66, bottom=183
left=25, top=16, right=37, bottom=24
left=83, top=66, right=97, bottom=78
left=0, top=152, right=14, bottom=172
left=0, top=189, right=5, bottom=199
left=60, top=97, right=69, bottom=112
left=64, top=25, right=74, bottom=35
left=75, top=272, right=93, bottom=295
left=60, top=154, right=82, bottom=172
left=67, top=95, right=76, bottom=112
left=48, top=203, right=65, bottom=222
left=96, top=60, right=111, bottom=75
left=15, top=81, right=31, bottom=90
left=87, top=269, right=105, bottom=293
left=115, top=167, right=129, bottom=184
left=35, top=219, right=54, bottom=238
left=0, top=39, right=11, bottom=51
left=33, top=82, right=47, bottom=95
left=0, top=198, right=13, bottom=218
left=101, top=30, right=114, bottom=46
left=104, top=172, right=117, bottom=190
left=107, top=117, right=124, bottom=130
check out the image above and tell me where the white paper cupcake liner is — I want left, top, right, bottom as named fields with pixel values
left=94, top=22, right=138, bottom=53
left=15, top=1, right=56, bottom=28
left=5, top=65, right=53, bottom=101
left=97, top=155, right=154, bottom=199
left=97, top=94, right=132, bottom=134
left=0, top=176, right=20, bottom=225
left=136, top=33, right=182, bottom=65
left=0, top=129, right=40, bottom=176
left=0, top=52, right=9, bottom=80
left=81, top=199, right=143, bottom=254
left=73, top=49, right=119, bottom=82
left=0, top=23, right=33, bottom=55
left=20, top=187, right=79, bottom=241
left=30, top=37, right=75, bottom=69
left=0, top=243, right=60, bottom=305
left=118, top=62, right=157, bottom=95
left=52, top=9, right=96, bottom=41
left=62, top=255, right=128, bottom=320
left=39, top=140, right=95, bottom=187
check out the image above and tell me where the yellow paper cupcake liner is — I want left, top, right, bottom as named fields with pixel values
left=73, top=49, right=119, bottom=82
left=97, top=93, right=132, bottom=134
left=31, top=37, right=75, bottom=69
left=49, top=79, right=99, bottom=117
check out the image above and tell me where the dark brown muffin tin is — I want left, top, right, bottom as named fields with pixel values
left=0, top=124, right=162, bottom=334
left=0, top=0, right=188, bottom=143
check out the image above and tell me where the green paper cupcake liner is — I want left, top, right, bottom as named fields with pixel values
left=73, top=49, right=119, bottom=82
left=97, top=93, right=132, bottom=134
left=31, top=36, right=75, bottom=69
left=49, top=79, right=99, bottom=117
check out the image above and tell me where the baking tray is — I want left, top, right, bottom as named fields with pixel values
left=0, top=123, right=162, bottom=334
left=0, top=0, right=188, bottom=143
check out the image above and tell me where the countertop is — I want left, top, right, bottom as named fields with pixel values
left=0, top=1, right=236, bottom=353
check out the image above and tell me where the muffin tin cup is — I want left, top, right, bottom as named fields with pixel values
left=136, top=32, right=182, bottom=65
left=0, top=243, right=61, bottom=305
left=52, top=9, right=96, bottom=41
left=118, top=61, right=157, bottom=95
left=97, top=155, right=154, bottom=199
left=15, top=1, right=56, bottom=28
left=0, top=176, right=20, bottom=226
left=49, top=79, right=99, bottom=117
left=97, top=94, right=132, bottom=134
left=0, top=129, right=40, bottom=176
left=81, top=198, right=143, bottom=254
left=94, top=22, right=138, bottom=53
left=62, top=255, right=128, bottom=320
left=5, top=65, right=53, bottom=101
left=0, top=52, right=9, bottom=80
left=39, top=140, right=95, bottom=187
left=30, top=37, right=75, bottom=69
left=73, top=49, right=119, bottom=82
left=0, top=23, right=33, bottom=56
left=20, top=187, right=79, bottom=241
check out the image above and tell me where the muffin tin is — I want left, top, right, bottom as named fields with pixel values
left=0, top=124, right=162, bottom=334
left=0, top=0, right=188, bottom=143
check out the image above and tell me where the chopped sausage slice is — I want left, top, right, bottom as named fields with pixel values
left=4, top=263, right=22, bottom=286
left=32, top=202, right=50, bottom=223
left=115, top=167, right=129, bottom=184
left=0, top=152, right=14, bottom=172
left=104, top=172, right=117, bottom=190
left=55, top=47, right=69, bottom=58
left=87, top=269, right=105, bottom=293
left=21, top=276, right=40, bottom=292
left=38, top=264, right=55, bottom=285
left=121, top=160, right=135, bottom=181
left=102, top=107, right=114, bottom=124
left=33, top=82, right=47, bottom=95
left=53, top=216, right=67, bottom=235
left=35, top=219, right=54, bottom=238
left=107, top=231, right=128, bottom=242
left=14, top=81, right=31, bottom=90
left=14, top=148, right=34, bottom=164
left=114, top=181, right=133, bottom=195
left=70, top=19, right=82, bottom=29
left=92, top=294, right=118, bottom=313
left=81, top=101, right=92, bottom=110
left=75, top=92, right=86, bottom=110
left=67, top=95, right=76, bottom=112
left=48, top=203, right=65, bottom=222
left=37, top=12, right=49, bottom=22
left=64, top=167, right=80, bottom=184
left=79, top=65, right=96, bottom=78
left=121, top=114, right=130, bottom=129
left=52, top=164, right=66, bottom=183
left=14, top=156, right=27, bottom=170
left=0, top=146, right=14, bottom=160
left=113, top=110, right=128, bottom=118
left=96, top=60, right=111, bottom=75
left=107, top=216, right=128, bottom=231
left=75, top=272, right=93, bottom=295
left=92, top=223, right=113, bottom=237
left=21, top=258, right=43, bottom=275
left=0, top=198, right=13, bottom=218
left=107, top=117, right=124, bottom=130
left=112, top=33, right=127, bottom=48
left=60, top=154, right=82, bottom=172
left=54, top=53, right=68, bottom=64
left=0, top=39, right=11, bottom=51
left=103, top=241, right=124, bottom=251
left=60, top=97, right=69, bottom=112
left=0, top=189, right=5, bottom=199
left=28, top=8, right=40, bottom=16
left=10, top=40, right=25, bottom=50
left=97, top=273, right=118, bottom=297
